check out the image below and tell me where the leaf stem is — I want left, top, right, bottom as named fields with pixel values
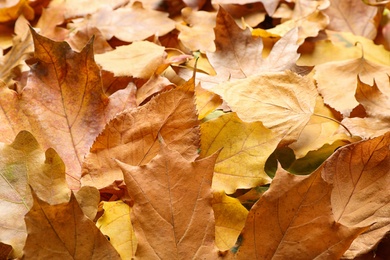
left=312, top=113, right=353, bottom=137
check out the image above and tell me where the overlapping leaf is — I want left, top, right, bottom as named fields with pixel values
left=118, top=142, right=218, bottom=259
left=200, top=112, right=278, bottom=193
left=211, top=71, right=318, bottom=144
left=81, top=79, right=200, bottom=192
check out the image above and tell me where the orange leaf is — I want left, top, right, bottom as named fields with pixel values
left=81, top=79, right=200, bottom=192
left=118, top=143, right=218, bottom=259
left=23, top=191, right=121, bottom=259
left=235, top=166, right=367, bottom=259
left=322, top=132, right=390, bottom=258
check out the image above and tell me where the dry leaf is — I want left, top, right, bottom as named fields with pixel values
left=323, top=0, right=379, bottom=39
left=211, top=71, right=318, bottom=144
left=314, top=56, right=390, bottom=116
left=212, top=191, right=248, bottom=251
left=0, top=0, right=34, bottom=23
left=235, top=165, right=367, bottom=259
left=200, top=112, right=278, bottom=193
left=212, top=0, right=280, bottom=16
left=81, top=79, right=200, bottom=192
left=322, top=132, right=390, bottom=258
left=95, top=41, right=167, bottom=78
left=70, top=2, right=175, bottom=42
left=118, top=142, right=218, bottom=259
left=23, top=191, right=121, bottom=259
left=96, top=201, right=137, bottom=259
left=176, top=7, right=216, bottom=52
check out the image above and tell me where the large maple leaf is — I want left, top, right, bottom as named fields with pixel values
left=118, top=142, right=219, bottom=259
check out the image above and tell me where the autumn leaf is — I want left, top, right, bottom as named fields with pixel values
left=211, top=70, right=318, bottom=144
left=95, top=41, right=167, bottom=79
left=314, top=54, right=390, bottom=116
left=323, top=0, right=379, bottom=39
left=0, top=0, right=34, bottom=23
left=96, top=201, right=137, bottom=259
left=23, top=191, right=121, bottom=259
left=81, top=78, right=200, bottom=192
left=200, top=112, right=278, bottom=193
left=118, top=142, right=218, bottom=259
left=212, top=191, right=248, bottom=251
left=235, top=165, right=367, bottom=259
left=176, top=7, right=216, bottom=52
left=322, top=131, right=390, bottom=258
left=190, top=7, right=300, bottom=89
left=70, top=1, right=175, bottom=42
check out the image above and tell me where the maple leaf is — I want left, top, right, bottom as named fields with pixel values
left=211, top=70, right=318, bottom=144
left=314, top=54, right=390, bottom=116
left=23, top=191, right=121, bottom=259
left=81, top=78, right=200, bottom=192
left=117, top=142, right=218, bottom=259
left=323, top=0, right=379, bottom=39
left=188, top=7, right=300, bottom=89
left=234, top=165, right=367, bottom=259
left=322, top=132, right=390, bottom=258
left=200, top=112, right=279, bottom=193
left=96, top=201, right=137, bottom=259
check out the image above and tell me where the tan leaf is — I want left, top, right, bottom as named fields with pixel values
left=211, top=71, right=318, bottom=144
left=48, top=0, right=128, bottom=18
left=81, top=79, right=200, bottom=192
left=176, top=7, right=216, bottom=52
left=74, top=186, right=100, bottom=220
left=95, top=41, right=167, bottom=79
left=321, top=132, right=390, bottom=258
left=197, top=7, right=299, bottom=89
left=70, top=2, right=175, bottom=42
left=195, top=84, right=222, bottom=120
left=200, top=112, right=278, bottom=193
left=23, top=191, right=121, bottom=259
left=235, top=166, right=367, bottom=259
left=314, top=56, right=390, bottom=116
left=355, top=76, right=390, bottom=120
left=212, top=0, right=280, bottom=16
left=118, top=143, right=218, bottom=259
left=342, top=117, right=390, bottom=139
left=323, top=0, right=379, bottom=39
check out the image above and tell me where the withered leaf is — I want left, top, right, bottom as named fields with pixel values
left=118, top=142, right=218, bottom=259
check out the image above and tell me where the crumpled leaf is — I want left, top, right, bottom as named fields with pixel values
left=70, top=2, right=175, bottom=42
left=323, top=0, right=379, bottom=39
left=211, top=71, right=318, bottom=144
left=96, top=201, right=137, bottom=259
left=81, top=78, right=200, bottom=192
left=194, top=7, right=299, bottom=89
left=176, top=7, right=216, bottom=52
left=235, top=165, right=367, bottom=259
left=95, top=41, right=167, bottom=79
left=321, top=132, right=390, bottom=258
left=23, top=191, right=121, bottom=259
left=200, top=112, right=279, bottom=193
left=212, top=191, right=248, bottom=251
left=118, top=142, right=218, bottom=259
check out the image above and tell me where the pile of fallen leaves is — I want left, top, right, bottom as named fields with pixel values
left=1, top=0, right=390, bottom=259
